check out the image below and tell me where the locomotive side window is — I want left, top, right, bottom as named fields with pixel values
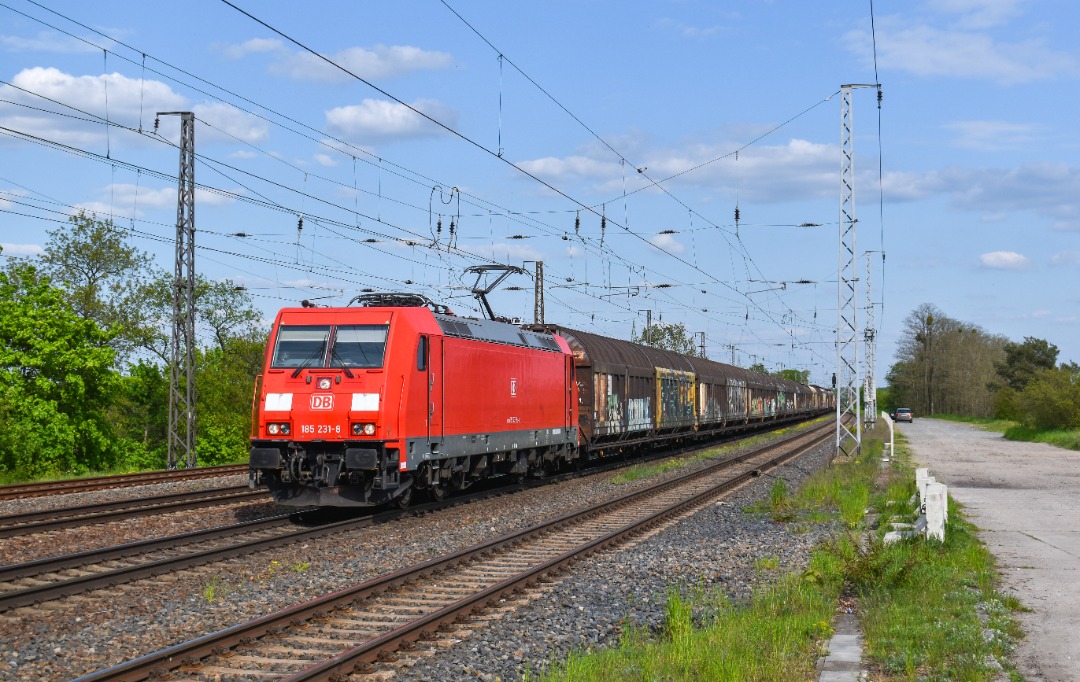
left=331, top=325, right=389, bottom=368
left=271, top=325, right=331, bottom=368
left=417, top=335, right=428, bottom=371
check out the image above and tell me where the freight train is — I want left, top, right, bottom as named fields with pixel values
left=248, top=293, right=833, bottom=507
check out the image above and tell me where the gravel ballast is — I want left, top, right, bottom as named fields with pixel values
left=0, top=433, right=834, bottom=681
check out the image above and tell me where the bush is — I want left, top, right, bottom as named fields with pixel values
left=1016, top=365, right=1080, bottom=430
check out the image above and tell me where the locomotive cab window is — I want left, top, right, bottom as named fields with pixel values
left=331, top=325, right=389, bottom=369
left=271, top=325, right=331, bottom=368
left=416, top=335, right=428, bottom=371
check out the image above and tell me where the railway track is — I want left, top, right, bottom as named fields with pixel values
left=74, top=421, right=831, bottom=682
left=0, top=464, right=248, bottom=501
left=0, top=455, right=627, bottom=612
left=0, top=485, right=264, bottom=539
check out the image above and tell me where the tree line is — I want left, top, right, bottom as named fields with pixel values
left=633, top=322, right=812, bottom=385
left=886, top=303, right=1079, bottom=429
left=0, top=213, right=266, bottom=480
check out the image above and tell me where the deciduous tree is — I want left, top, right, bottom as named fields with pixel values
left=0, top=260, right=120, bottom=477
left=632, top=321, right=701, bottom=356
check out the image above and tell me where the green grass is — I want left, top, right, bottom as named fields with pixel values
left=1002, top=425, right=1080, bottom=451
left=610, top=417, right=831, bottom=486
left=855, top=516, right=1024, bottom=679
left=535, top=567, right=842, bottom=682
left=538, top=424, right=1026, bottom=682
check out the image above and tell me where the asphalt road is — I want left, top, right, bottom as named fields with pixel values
left=897, top=418, right=1080, bottom=682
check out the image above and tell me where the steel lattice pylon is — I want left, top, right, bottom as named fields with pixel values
left=836, top=85, right=875, bottom=457
left=863, top=251, right=878, bottom=425
left=533, top=260, right=544, bottom=324
left=163, top=112, right=197, bottom=469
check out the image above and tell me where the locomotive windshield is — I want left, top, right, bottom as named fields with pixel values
left=330, top=325, right=388, bottom=368
left=270, top=324, right=389, bottom=370
left=271, top=325, right=331, bottom=368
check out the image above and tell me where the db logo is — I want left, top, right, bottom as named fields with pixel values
left=310, top=394, right=334, bottom=410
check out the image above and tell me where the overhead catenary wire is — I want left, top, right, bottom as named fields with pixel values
left=1, top=0, right=845, bottom=377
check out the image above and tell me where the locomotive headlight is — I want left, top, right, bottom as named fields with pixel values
left=316, top=377, right=332, bottom=390
left=352, top=422, right=376, bottom=436
left=267, top=422, right=290, bottom=436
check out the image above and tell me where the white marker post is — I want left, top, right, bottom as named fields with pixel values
left=925, top=482, right=948, bottom=542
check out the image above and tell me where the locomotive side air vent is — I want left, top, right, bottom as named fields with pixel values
left=440, top=319, right=474, bottom=338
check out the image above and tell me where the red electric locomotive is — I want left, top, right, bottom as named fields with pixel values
left=249, top=293, right=579, bottom=507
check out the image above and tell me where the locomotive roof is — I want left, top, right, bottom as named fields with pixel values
left=433, top=313, right=564, bottom=352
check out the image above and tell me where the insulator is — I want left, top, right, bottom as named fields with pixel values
left=449, top=218, right=455, bottom=236
left=734, top=206, right=740, bottom=223
left=574, top=212, right=580, bottom=235
left=436, top=217, right=442, bottom=237
left=297, top=216, right=303, bottom=233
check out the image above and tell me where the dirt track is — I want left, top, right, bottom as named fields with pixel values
left=897, top=418, right=1080, bottom=682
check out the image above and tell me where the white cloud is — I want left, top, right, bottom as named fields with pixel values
left=267, top=45, right=452, bottom=83
left=845, top=17, right=1076, bottom=84
left=520, top=136, right=839, bottom=202
left=0, top=242, right=44, bottom=256
left=945, top=119, right=1038, bottom=151
left=877, top=162, right=1080, bottom=231
left=74, top=183, right=237, bottom=218
left=649, top=233, right=685, bottom=253
left=655, top=17, right=726, bottom=39
left=0, top=31, right=105, bottom=54
left=325, top=98, right=455, bottom=142
left=219, top=38, right=284, bottom=59
left=979, top=251, right=1030, bottom=269
left=0, top=67, right=186, bottom=148
left=314, top=153, right=338, bottom=167
left=0, top=68, right=268, bottom=149
left=192, top=102, right=269, bottom=144
left=518, top=155, right=622, bottom=180
left=1051, top=251, right=1080, bottom=266
left=460, top=241, right=543, bottom=263
left=924, top=0, right=1025, bottom=30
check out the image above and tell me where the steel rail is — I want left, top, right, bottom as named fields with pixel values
left=0, top=486, right=262, bottom=538
left=0, top=464, right=247, bottom=501
left=71, top=422, right=831, bottom=682
left=0, top=457, right=611, bottom=611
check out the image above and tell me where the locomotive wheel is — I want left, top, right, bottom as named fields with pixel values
left=394, top=485, right=413, bottom=509
left=428, top=482, right=447, bottom=502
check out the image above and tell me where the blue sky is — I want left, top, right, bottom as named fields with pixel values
left=1, top=0, right=1077, bottom=386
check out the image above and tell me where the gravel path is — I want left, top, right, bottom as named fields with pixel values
left=0, top=433, right=833, bottom=681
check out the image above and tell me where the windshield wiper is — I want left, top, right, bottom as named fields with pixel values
left=291, top=339, right=328, bottom=378
left=331, top=347, right=355, bottom=378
